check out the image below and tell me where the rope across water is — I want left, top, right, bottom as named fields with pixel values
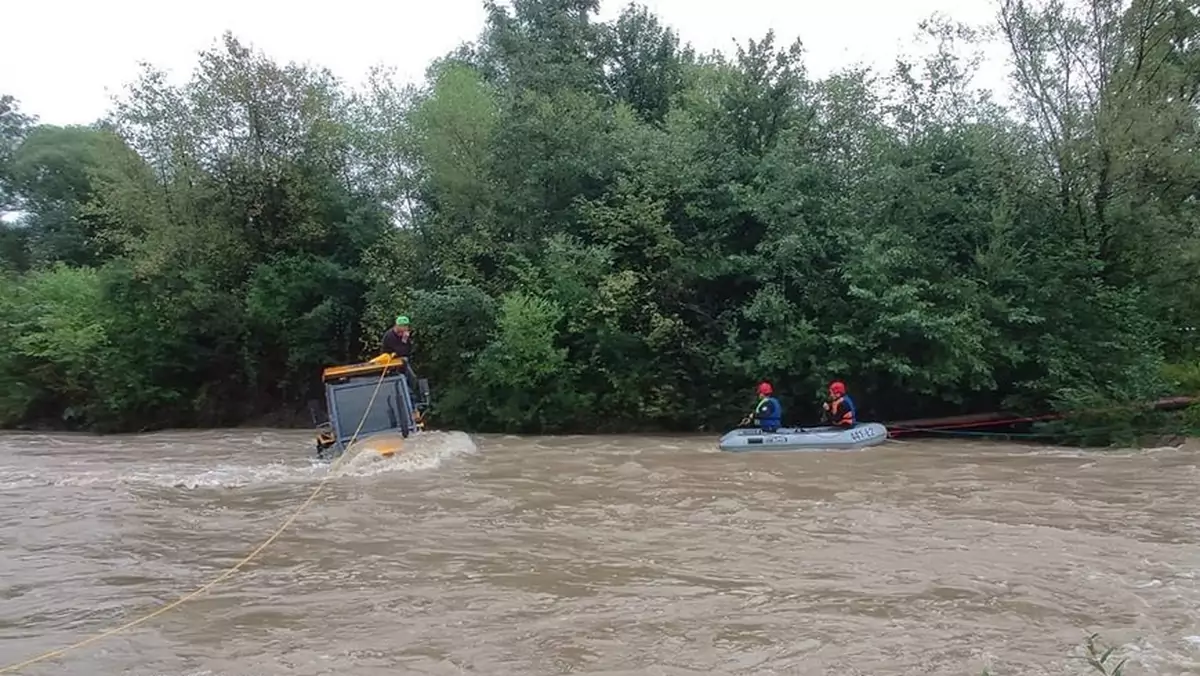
left=0, top=367, right=392, bottom=674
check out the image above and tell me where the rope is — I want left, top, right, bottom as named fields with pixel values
left=887, top=413, right=1063, bottom=437
left=899, top=426, right=1082, bottom=440
left=890, top=422, right=1185, bottom=442
left=0, top=366, right=392, bottom=674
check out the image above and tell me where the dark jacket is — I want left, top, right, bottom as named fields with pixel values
left=381, top=328, right=414, bottom=359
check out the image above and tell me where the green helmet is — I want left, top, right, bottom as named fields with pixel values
left=395, top=314, right=410, bottom=326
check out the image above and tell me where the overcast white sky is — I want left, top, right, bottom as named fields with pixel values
left=2, top=0, right=1015, bottom=126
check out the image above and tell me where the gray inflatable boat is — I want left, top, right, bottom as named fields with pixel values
left=718, top=422, right=889, bottom=452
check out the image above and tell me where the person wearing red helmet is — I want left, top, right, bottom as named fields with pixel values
left=822, top=380, right=857, bottom=427
left=745, top=381, right=782, bottom=432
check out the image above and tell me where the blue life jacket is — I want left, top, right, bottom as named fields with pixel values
left=754, top=396, right=782, bottom=430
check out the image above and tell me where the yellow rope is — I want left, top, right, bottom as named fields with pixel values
left=0, top=367, right=392, bottom=674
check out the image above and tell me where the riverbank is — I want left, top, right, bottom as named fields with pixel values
left=3, top=418, right=1198, bottom=452
left=4, top=381, right=1200, bottom=448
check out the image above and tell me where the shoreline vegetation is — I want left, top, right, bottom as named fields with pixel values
left=2, top=0, right=1198, bottom=444
left=8, top=397, right=1200, bottom=452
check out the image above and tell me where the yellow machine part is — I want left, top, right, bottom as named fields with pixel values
left=352, top=431, right=408, bottom=458
left=321, top=353, right=407, bottom=382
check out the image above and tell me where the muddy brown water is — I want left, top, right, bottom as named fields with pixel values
left=0, top=430, right=1198, bottom=675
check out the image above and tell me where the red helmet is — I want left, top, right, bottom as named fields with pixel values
left=757, top=381, right=773, bottom=396
left=828, top=380, right=846, bottom=396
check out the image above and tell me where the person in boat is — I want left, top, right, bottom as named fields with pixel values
left=746, top=381, right=782, bottom=432
left=380, top=314, right=420, bottom=399
left=822, top=380, right=857, bottom=427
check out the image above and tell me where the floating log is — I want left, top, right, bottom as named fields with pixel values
left=885, top=396, right=1197, bottom=437
left=886, top=411, right=1014, bottom=430
left=1150, top=396, right=1197, bottom=411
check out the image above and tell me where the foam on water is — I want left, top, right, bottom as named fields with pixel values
left=0, top=457, right=331, bottom=490
left=331, top=430, right=479, bottom=478
left=0, top=429, right=479, bottom=491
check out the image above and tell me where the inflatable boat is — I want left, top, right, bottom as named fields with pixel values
left=718, top=422, right=889, bottom=452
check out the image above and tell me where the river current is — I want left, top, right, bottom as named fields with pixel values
left=1, top=430, right=1198, bottom=675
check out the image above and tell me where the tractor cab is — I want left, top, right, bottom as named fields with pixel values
left=311, top=354, right=431, bottom=461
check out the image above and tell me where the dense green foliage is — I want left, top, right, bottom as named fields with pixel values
left=2, top=0, right=1198, bottom=434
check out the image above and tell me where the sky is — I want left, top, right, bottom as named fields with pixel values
left=1, top=0, right=1017, bottom=127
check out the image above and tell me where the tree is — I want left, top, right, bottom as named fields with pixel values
left=1, top=0, right=1196, bottom=436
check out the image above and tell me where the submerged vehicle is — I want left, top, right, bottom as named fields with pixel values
left=718, top=422, right=889, bottom=452
left=311, top=354, right=431, bottom=462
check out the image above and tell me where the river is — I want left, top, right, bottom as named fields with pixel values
left=0, top=430, right=1197, bottom=675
